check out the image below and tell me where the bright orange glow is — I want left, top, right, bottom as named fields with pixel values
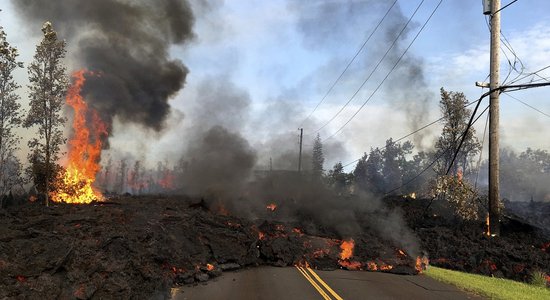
left=398, top=249, right=406, bottom=256
left=258, top=231, right=266, bottom=240
left=485, top=214, right=491, bottom=236
left=340, top=260, right=362, bottom=270
left=366, top=261, right=378, bottom=271
left=266, top=203, right=277, bottom=211
left=292, top=227, right=304, bottom=236
left=52, top=70, right=107, bottom=204
left=415, top=256, right=430, bottom=273
left=206, top=263, right=215, bottom=271
left=339, top=239, right=354, bottom=260
left=379, top=264, right=393, bottom=271
left=158, top=170, right=174, bottom=189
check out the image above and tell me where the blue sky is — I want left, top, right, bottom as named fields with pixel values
left=1, top=0, right=549, bottom=169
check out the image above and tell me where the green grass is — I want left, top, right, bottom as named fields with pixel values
left=424, top=266, right=550, bottom=300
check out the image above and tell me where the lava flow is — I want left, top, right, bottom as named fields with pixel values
left=51, top=70, right=107, bottom=204
left=338, top=239, right=362, bottom=270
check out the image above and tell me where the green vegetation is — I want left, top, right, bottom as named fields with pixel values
left=425, top=266, right=550, bottom=300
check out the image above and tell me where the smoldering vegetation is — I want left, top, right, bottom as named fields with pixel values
left=12, top=0, right=195, bottom=133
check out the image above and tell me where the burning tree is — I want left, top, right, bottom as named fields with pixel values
left=23, top=22, right=69, bottom=206
left=0, top=25, right=25, bottom=199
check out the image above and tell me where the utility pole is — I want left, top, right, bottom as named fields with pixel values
left=488, top=0, right=501, bottom=236
left=298, top=128, right=303, bottom=172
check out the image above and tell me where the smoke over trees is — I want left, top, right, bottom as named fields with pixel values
left=12, top=0, right=195, bottom=134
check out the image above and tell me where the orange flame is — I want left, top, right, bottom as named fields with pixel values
left=339, top=239, right=354, bottom=260
left=485, top=214, right=491, bottom=236
left=340, top=260, right=362, bottom=270
left=206, top=263, right=215, bottom=271
left=52, top=70, right=107, bottom=203
left=398, top=249, right=406, bottom=256
left=158, top=170, right=175, bottom=189
left=415, top=256, right=429, bottom=273
left=266, top=203, right=277, bottom=211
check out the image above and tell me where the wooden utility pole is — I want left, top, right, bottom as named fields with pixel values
left=488, top=0, right=501, bottom=236
left=298, top=128, right=303, bottom=172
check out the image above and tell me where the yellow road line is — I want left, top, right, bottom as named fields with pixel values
left=305, top=267, right=344, bottom=300
left=295, top=266, right=332, bottom=300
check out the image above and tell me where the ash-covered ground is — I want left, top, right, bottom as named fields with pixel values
left=1, top=195, right=549, bottom=299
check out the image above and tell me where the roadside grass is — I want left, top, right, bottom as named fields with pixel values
left=424, top=266, right=550, bottom=300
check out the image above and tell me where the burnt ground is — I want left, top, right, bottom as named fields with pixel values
left=1, top=195, right=549, bottom=299
left=386, top=196, right=550, bottom=283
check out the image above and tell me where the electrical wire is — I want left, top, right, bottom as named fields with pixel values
left=342, top=98, right=482, bottom=169
left=384, top=104, right=490, bottom=195
left=299, top=0, right=399, bottom=128
left=324, top=0, right=444, bottom=140
left=313, top=0, right=427, bottom=134
left=504, top=92, right=550, bottom=119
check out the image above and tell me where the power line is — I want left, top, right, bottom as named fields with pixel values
left=504, top=92, right=550, bottom=119
left=384, top=104, right=490, bottom=195
left=313, top=0, right=426, bottom=134
left=342, top=98, right=481, bottom=169
left=342, top=116, right=444, bottom=168
left=299, top=0, right=398, bottom=128
left=492, top=0, right=518, bottom=16
left=325, top=0, right=444, bottom=140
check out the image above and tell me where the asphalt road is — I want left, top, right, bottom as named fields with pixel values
left=172, top=266, right=483, bottom=300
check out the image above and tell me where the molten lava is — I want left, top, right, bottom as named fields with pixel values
left=338, top=239, right=362, bottom=270
left=52, top=70, right=107, bottom=204
left=206, top=263, right=215, bottom=271
left=266, top=203, right=277, bottom=211
left=339, top=239, right=354, bottom=260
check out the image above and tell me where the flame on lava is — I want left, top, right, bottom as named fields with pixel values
left=266, top=203, right=277, bottom=211
left=338, top=238, right=362, bottom=270
left=206, top=263, right=215, bottom=271
left=258, top=231, right=266, bottom=240
left=415, top=256, right=430, bottom=273
left=339, top=239, right=354, bottom=260
left=52, top=70, right=107, bottom=204
left=292, top=228, right=304, bottom=236
left=398, top=249, right=406, bottom=256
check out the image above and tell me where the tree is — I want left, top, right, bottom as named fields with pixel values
left=327, top=162, right=351, bottom=193
left=353, top=148, right=385, bottom=195
left=0, top=25, right=25, bottom=197
left=311, top=133, right=324, bottom=179
left=434, top=88, right=481, bottom=176
left=23, top=22, right=69, bottom=206
left=381, top=138, right=413, bottom=194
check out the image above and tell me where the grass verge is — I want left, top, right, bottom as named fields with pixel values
left=424, top=266, right=550, bottom=300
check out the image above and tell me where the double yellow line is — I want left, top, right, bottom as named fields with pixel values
left=295, top=266, right=344, bottom=300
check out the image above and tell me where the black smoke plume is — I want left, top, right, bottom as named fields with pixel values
left=12, top=0, right=194, bottom=132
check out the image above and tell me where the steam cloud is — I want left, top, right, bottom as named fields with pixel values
left=12, top=0, right=194, bottom=132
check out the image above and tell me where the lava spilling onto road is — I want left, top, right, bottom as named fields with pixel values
left=51, top=70, right=107, bottom=204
